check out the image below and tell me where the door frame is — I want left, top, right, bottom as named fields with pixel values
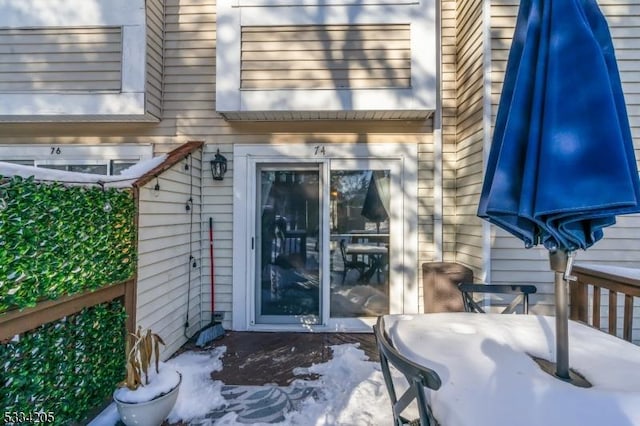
left=233, top=143, right=418, bottom=332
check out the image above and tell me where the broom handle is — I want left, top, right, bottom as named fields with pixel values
left=209, top=217, right=215, bottom=315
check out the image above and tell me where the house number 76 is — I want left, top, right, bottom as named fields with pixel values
left=50, top=147, right=61, bottom=155
left=314, top=145, right=326, bottom=156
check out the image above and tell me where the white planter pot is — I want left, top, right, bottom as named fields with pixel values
left=113, top=373, right=181, bottom=426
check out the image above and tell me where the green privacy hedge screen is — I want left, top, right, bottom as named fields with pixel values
left=0, top=175, right=136, bottom=313
left=0, top=300, right=127, bottom=422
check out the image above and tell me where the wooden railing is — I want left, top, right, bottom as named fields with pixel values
left=0, top=278, right=136, bottom=342
left=570, top=264, right=640, bottom=343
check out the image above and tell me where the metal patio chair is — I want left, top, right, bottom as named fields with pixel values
left=339, top=239, right=368, bottom=284
left=457, top=283, right=537, bottom=314
left=373, top=316, right=441, bottom=426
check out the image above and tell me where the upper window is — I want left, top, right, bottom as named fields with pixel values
left=0, top=0, right=161, bottom=122
left=216, top=0, right=436, bottom=120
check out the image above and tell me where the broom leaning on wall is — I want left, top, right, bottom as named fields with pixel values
left=196, top=217, right=225, bottom=346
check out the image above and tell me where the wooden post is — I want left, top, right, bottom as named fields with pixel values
left=624, top=295, right=633, bottom=342
left=124, top=277, right=137, bottom=335
left=125, top=186, right=141, bottom=335
left=609, top=290, right=618, bottom=335
left=569, top=279, right=588, bottom=322
left=593, top=287, right=601, bottom=330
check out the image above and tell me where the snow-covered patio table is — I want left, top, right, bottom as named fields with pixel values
left=384, top=313, right=640, bottom=426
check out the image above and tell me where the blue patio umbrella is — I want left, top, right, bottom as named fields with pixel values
left=478, top=0, right=640, bottom=379
left=361, top=171, right=390, bottom=232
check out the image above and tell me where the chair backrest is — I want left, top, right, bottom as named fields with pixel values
left=373, top=316, right=441, bottom=426
left=339, top=239, right=349, bottom=262
left=457, top=283, right=537, bottom=314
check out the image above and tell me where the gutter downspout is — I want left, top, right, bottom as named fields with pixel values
left=434, top=0, right=443, bottom=262
left=481, top=0, right=493, bottom=283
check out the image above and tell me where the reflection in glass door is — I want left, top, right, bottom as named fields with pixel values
left=256, top=166, right=321, bottom=324
left=329, top=169, right=391, bottom=318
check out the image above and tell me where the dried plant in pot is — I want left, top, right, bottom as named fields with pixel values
left=113, top=327, right=181, bottom=426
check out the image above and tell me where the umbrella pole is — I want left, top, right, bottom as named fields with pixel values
left=549, top=250, right=576, bottom=379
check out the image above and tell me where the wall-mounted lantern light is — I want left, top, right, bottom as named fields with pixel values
left=210, top=149, right=228, bottom=181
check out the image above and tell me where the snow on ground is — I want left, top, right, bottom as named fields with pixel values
left=215, top=344, right=397, bottom=426
left=90, top=343, right=396, bottom=426
left=82, top=314, right=640, bottom=426
left=282, top=344, right=394, bottom=425
left=165, top=348, right=227, bottom=423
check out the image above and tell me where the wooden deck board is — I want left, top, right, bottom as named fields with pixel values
left=181, top=331, right=378, bottom=386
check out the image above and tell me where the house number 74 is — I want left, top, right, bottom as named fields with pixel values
left=50, top=147, right=62, bottom=155
left=314, top=145, right=326, bottom=156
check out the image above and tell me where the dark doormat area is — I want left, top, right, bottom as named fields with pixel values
left=188, top=384, right=321, bottom=425
left=203, top=331, right=378, bottom=386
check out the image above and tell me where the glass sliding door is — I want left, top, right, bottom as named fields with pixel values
left=255, top=165, right=322, bottom=324
left=329, top=167, right=391, bottom=318
left=236, top=145, right=413, bottom=331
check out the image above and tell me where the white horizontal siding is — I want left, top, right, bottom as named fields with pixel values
left=455, top=0, right=485, bottom=278
left=146, top=0, right=164, bottom=119
left=136, top=149, right=203, bottom=359
left=429, top=0, right=457, bottom=307
left=0, top=27, right=122, bottom=92
left=201, top=144, right=234, bottom=329
left=240, top=24, right=411, bottom=90
left=489, top=1, right=640, bottom=325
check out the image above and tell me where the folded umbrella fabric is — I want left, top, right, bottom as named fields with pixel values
left=478, top=0, right=640, bottom=251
